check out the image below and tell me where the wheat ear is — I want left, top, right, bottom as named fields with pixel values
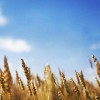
left=92, top=55, right=100, bottom=78
left=16, top=71, right=25, bottom=90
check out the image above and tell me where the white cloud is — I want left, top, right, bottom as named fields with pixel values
left=0, top=38, right=31, bottom=53
left=0, top=9, right=8, bottom=26
left=90, top=42, right=100, bottom=50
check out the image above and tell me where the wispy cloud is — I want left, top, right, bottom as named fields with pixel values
left=0, top=8, right=8, bottom=26
left=0, top=38, right=31, bottom=53
left=90, top=42, right=100, bottom=50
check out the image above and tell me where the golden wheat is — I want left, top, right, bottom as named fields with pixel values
left=0, top=55, right=99, bottom=100
left=92, top=55, right=100, bottom=78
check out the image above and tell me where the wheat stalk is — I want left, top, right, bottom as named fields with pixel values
left=57, top=85, right=65, bottom=100
left=16, top=71, right=25, bottom=90
left=75, top=70, right=81, bottom=85
left=3, top=56, right=13, bottom=99
left=70, top=78, right=80, bottom=97
left=92, top=55, right=100, bottom=78
left=59, top=70, right=70, bottom=95
left=96, top=77, right=100, bottom=88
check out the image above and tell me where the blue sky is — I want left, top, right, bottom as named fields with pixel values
left=0, top=0, right=100, bottom=83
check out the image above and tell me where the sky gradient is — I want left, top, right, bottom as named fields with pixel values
left=0, top=0, right=100, bottom=83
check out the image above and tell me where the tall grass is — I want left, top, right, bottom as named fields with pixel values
left=0, top=55, right=100, bottom=100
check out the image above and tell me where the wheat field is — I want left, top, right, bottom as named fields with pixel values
left=0, top=55, right=100, bottom=100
